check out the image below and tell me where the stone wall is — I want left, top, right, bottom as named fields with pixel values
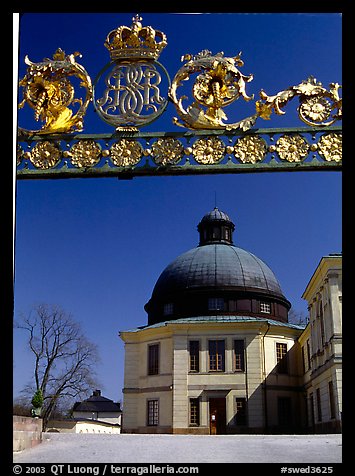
left=13, top=416, right=43, bottom=452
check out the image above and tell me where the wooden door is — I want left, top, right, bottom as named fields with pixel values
left=209, top=398, right=226, bottom=434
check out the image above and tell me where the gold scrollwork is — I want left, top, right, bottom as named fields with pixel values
left=169, top=50, right=257, bottom=131
left=109, top=139, right=143, bottom=167
left=29, top=141, right=62, bottom=169
left=192, top=137, right=225, bottom=164
left=257, top=76, right=342, bottom=127
left=233, top=136, right=267, bottom=163
left=317, top=133, right=342, bottom=162
left=18, top=48, right=92, bottom=134
left=275, top=135, right=309, bottom=162
left=151, top=138, right=184, bottom=165
left=67, top=140, right=102, bottom=168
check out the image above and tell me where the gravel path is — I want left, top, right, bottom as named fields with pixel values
left=13, top=433, right=342, bottom=464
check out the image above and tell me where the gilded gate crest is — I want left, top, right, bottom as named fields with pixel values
left=93, top=15, right=170, bottom=131
left=17, top=14, right=342, bottom=178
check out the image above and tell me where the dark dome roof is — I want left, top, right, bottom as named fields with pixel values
left=145, top=208, right=290, bottom=324
left=200, top=207, right=233, bottom=223
left=151, top=244, right=284, bottom=298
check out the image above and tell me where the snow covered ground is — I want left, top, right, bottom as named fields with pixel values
left=13, top=433, right=342, bottom=464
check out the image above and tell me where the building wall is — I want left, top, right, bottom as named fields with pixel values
left=46, top=419, right=121, bottom=434
left=120, top=255, right=342, bottom=435
left=72, top=411, right=121, bottom=425
left=301, top=255, right=342, bottom=433
left=121, top=322, right=304, bottom=434
left=13, top=416, right=43, bottom=452
left=122, top=328, right=173, bottom=433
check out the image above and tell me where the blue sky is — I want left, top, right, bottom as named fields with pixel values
left=14, top=12, right=342, bottom=404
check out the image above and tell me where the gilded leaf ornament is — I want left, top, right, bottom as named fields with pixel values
left=151, top=138, right=184, bottom=165
left=169, top=50, right=258, bottom=131
left=192, top=137, right=225, bottom=164
left=258, top=76, right=342, bottom=127
left=234, top=136, right=267, bottom=163
left=65, top=140, right=102, bottom=168
left=29, top=141, right=62, bottom=169
left=18, top=49, right=92, bottom=134
left=275, top=135, right=309, bottom=162
left=317, top=133, right=342, bottom=163
left=109, top=140, right=143, bottom=167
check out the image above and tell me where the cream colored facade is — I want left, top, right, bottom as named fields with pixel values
left=120, top=319, right=305, bottom=434
left=300, top=254, right=342, bottom=432
left=120, top=254, right=342, bottom=435
left=46, top=419, right=121, bottom=434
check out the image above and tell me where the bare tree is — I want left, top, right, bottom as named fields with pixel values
left=15, top=304, right=100, bottom=428
left=288, top=307, right=309, bottom=326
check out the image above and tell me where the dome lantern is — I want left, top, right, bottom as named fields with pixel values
left=197, top=207, right=235, bottom=246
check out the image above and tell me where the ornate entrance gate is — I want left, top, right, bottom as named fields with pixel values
left=16, top=15, right=342, bottom=180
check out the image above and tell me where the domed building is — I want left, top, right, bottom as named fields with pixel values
left=145, top=207, right=290, bottom=326
left=119, top=209, right=342, bottom=434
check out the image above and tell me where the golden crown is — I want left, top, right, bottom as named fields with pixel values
left=104, top=15, right=168, bottom=61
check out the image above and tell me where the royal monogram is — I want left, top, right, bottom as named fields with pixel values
left=94, top=62, right=169, bottom=130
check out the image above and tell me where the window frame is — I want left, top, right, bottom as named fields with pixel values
left=316, top=388, right=322, bottom=422
left=276, top=342, right=288, bottom=374
left=163, top=302, right=174, bottom=316
left=189, top=340, right=200, bottom=372
left=260, top=301, right=271, bottom=314
left=234, top=398, right=247, bottom=426
left=208, top=339, right=225, bottom=372
left=147, top=343, right=160, bottom=376
left=189, top=398, right=200, bottom=426
left=328, top=381, right=336, bottom=420
left=208, top=297, right=225, bottom=311
left=147, top=399, right=159, bottom=426
left=234, top=339, right=245, bottom=372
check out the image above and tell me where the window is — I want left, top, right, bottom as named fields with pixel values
left=208, top=298, right=224, bottom=311
left=189, top=341, right=200, bottom=372
left=212, top=227, right=220, bottom=240
left=309, top=393, right=315, bottom=428
left=328, top=381, right=336, bottom=419
left=147, top=399, right=159, bottom=426
left=209, top=340, right=225, bottom=371
left=301, top=345, right=306, bottom=374
left=260, top=301, right=271, bottom=313
left=190, top=398, right=200, bottom=426
left=235, top=398, right=247, bottom=426
left=316, top=388, right=322, bottom=422
left=276, top=342, right=288, bottom=374
left=319, top=301, right=325, bottom=347
left=306, top=339, right=311, bottom=369
left=163, top=303, right=174, bottom=316
left=148, top=343, right=159, bottom=375
left=234, top=340, right=245, bottom=372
